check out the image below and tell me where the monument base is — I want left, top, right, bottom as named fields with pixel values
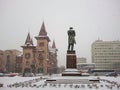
left=66, top=50, right=76, bottom=68
left=62, top=50, right=80, bottom=76
left=62, top=69, right=81, bottom=76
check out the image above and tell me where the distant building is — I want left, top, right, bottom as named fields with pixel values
left=48, top=41, right=58, bottom=74
left=0, top=50, right=4, bottom=72
left=4, top=49, right=22, bottom=73
left=15, top=55, right=23, bottom=73
left=77, top=57, right=87, bottom=63
left=92, top=40, right=120, bottom=71
left=0, top=49, right=21, bottom=73
left=77, top=63, right=95, bottom=72
left=76, top=57, right=94, bottom=72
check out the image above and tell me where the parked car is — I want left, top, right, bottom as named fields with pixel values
left=0, top=83, right=3, bottom=87
left=105, top=72, right=118, bottom=77
left=24, top=73, right=34, bottom=77
left=0, top=73, right=4, bottom=77
left=81, top=73, right=90, bottom=76
left=36, top=73, right=43, bottom=76
left=8, top=73, right=19, bottom=77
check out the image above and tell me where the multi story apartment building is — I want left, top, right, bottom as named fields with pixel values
left=15, top=55, right=23, bottom=73
left=92, top=40, right=120, bottom=70
left=0, top=50, right=4, bottom=72
left=0, top=49, right=21, bottom=73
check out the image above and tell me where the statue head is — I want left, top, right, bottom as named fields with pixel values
left=69, top=27, right=73, bottom=30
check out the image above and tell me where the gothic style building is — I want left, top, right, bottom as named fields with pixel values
left=21, top=22, right=58, bottom=75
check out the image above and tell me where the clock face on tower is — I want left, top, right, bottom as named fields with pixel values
left=25, top=53, right=30, bottom=59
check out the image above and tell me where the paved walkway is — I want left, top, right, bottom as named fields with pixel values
left=46, top=79, right=99, bottom=84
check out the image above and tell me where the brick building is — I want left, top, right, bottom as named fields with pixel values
left=0, top=49, right=21, bottom=73
left=15, top=55, right=23, bottom=73
left=21, top=22, right=58, bottom=75
left=0, top=50, right=4, bottom=72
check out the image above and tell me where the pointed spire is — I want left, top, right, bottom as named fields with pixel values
left=30, top=38, right=34, bottom=45
left=39, top=21, right=47, bottom=36
left=25, top=32, right=31, bottom=45
left=35, top=21, right=50, bottom=42
left=52, top=40, right=56, bottom=48
left=25, top=32, right=33, bottom=46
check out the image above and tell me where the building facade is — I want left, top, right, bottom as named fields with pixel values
left=92, top=40, right=120, bottom=70
left=48, top=41, right=58, bottom=74
left=77, top=63, right=95, bottom=72
left=0, top=50, right=4, bottom=72
left=15, top=55, right=23, bottom=73
left=0, top=49, right=21, bottom=73
left=76, top=57, right=95, bottom=72
left=22, top=22, right=58, bottom=75
left=77, top=57, right=87, bottom=63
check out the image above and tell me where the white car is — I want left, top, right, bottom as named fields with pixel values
left=81, top=73, right=90, bottom=76
left=24, top=73, right=34, bottom=77
left=0, top=73, right=4, bottom=77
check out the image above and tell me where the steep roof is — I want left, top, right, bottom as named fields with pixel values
left=24, top=32, right=34, bottom=46
left=52, top=40, right=56, bottom=48
left=35, top=21, right=50, bottom=42
left=39, top=22, right=47, bottom=36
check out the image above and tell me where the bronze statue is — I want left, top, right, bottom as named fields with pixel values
left=67, top=27, right=76, bottom=51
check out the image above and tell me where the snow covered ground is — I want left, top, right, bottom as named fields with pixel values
left=0, top=75, right=120, bottom=90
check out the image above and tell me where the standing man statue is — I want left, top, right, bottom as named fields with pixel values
left=67, top=27, right=76, bottom=51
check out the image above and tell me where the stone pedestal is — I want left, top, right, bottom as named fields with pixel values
left=66, top=50, right=76, bottom=68
left=62, top=68, right=82, bottom=76
left=62, top=50, right=81, bottom=76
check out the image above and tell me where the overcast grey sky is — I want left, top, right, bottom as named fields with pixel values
left=0, top=0, right=120, bottom=67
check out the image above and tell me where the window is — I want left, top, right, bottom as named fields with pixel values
left=39, top=42, right=44, bottom=47
left=6, top=55, right=10, bottom=63
left=6, top=55, right=10, bottom=72
left=38, top=68, right=43, bottom=73
left=26, top=61, right=29, bottom=66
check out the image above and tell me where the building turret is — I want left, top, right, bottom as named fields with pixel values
left=24, top=32, right=34, bottom=46
left=21, top=32, right=35, bottom=74
left=35, top=22, right=50, bottom=74
left=35, top=22, right=50, bottom=42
